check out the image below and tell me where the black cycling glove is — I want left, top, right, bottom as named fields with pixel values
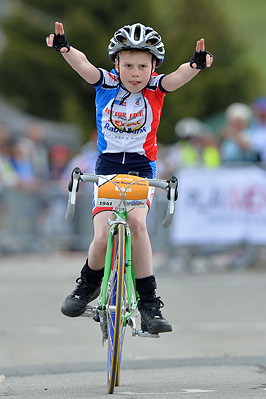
left=52, top=33, right=70, bottom=53
left=190, top=50, right=213, bottom=69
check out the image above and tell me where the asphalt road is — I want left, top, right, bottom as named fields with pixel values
left=1, top=252, right=266, bottom=398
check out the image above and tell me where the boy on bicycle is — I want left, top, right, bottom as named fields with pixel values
left=46, top=22, right=213, bottom=334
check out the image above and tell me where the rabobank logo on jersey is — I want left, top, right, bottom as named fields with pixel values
left=104, top=122, right=146, bottom=134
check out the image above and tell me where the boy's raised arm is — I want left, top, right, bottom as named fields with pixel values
left=161, top=38, right=213, bottom=92
left=46, top=22, right=101, bottom=85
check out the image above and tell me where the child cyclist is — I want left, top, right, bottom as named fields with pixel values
left=46, top=22, right=213, bottom=334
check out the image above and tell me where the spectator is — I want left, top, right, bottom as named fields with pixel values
left=60, top=131, right=98, bottom=189
left=42, top=143, right=72, bottom=238
left=164, top=117, right=220, bottom=175
left=0, top=124, right=18, bottom=187
left=49, top=144, right=71, bottom=181
left=155, top=142, right=171, bottom=179
left=24, top=122, right=50, bottom=180
left=248, top=96, right=266, bottom=162
left=9, top=138, right=36, bottom=190
left=220, top=103, right=259, bottom=163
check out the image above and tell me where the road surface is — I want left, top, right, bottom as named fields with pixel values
left=1, top=252, right=266, bottom=398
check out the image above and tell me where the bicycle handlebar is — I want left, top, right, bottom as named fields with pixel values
left=65, top=167, right=178, bottom=228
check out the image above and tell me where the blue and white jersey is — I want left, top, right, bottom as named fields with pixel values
left=93, top=68, right=167, bottom=163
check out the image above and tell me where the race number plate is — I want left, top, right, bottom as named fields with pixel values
left=96, top=174, right=149, bottom=208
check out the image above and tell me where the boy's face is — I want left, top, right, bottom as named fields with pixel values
left=115, top=51, right=156, bottom=93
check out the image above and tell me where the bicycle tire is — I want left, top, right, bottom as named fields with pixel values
left=115, top=229, right=134, bottom=387
left=115, top=278, right=128, bottom=387
left=107, top=223, right=125, bottom=394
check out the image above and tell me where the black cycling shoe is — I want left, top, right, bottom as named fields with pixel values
left=138, top=296, right=173, bottom=334
left=61, top=277, right=101, bottom=317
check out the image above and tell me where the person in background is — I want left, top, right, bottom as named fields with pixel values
left=42, top=143, right=72, bottom=238
left=60, top=130, right=98, bottom=190
left=163, top=117, right=220, bottom=176
left=9, top=138, right=37, bottom=190
left=0, top=124, right=18, bottom=187
left=220, top=103, right=259, bottom=163
left=248, top=96, right=266, bottom=163
left=24, top=122, right=50, bottom=181
left=49, top=144, right=71, bottom=181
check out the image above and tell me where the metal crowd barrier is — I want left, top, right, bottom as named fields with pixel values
left=0, top=185, right=170, bottom=254
left=0, top=168, right=265, bottom=272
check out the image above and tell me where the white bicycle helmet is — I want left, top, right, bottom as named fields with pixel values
left=175, top=118, right=210, bottom=138
left=108, top=23, right=165, bottom=67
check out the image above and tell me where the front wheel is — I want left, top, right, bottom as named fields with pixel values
left=107, top=223, right=125, bottom=394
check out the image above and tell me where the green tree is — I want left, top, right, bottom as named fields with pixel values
left=153, top=0, right=261, bottom=142
left=0, top=0, right=261, bottom=143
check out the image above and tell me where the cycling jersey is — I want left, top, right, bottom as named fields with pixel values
left=93, top=68, right=167, bottom=165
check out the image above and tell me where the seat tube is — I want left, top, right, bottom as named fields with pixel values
left=101, top=229, right=114, bottom=308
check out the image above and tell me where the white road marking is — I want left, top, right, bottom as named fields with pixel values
left=187, top=322, right=266, bottom=331
left=119, top=393, right=179, bottom=396
left=118, top=389, right=215, bottom=395
left=181, top=389, right=215, bottom=393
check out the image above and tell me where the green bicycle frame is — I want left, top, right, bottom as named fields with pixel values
left=100, top=208, right=139, bottom=324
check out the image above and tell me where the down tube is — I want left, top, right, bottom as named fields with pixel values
left=125, top=231, right=132, bottom=304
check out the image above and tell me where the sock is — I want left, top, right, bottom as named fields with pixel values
left=136, top=275, right=157, bottom=301
left=81, top=259, right=104, bottom=283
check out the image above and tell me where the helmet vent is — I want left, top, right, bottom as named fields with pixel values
left=134, top=25, right=141, bottom=41
left=145, top=27, right=153, bottom=35
left=124, top=26, right=131, bottom=35
left=147, top=37, right=159, bottom=45
left=116, top=33, right=127, bottom=44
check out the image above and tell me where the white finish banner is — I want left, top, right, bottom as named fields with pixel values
left=171, top=166, right=266, bottom=245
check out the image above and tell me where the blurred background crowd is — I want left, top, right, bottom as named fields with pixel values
left=0, top=0, right=266, bottom=272
left=1, top=96, right=266, bottom=189
left=1, top=97, right=266, bottom=265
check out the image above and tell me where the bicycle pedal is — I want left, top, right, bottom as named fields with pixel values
left=93, top=313, right=100, bottom=322
left=137, top=330, right=160, bottom=338
left=128, top=317, right=159, bottom=338
left=80, top=305, right=97, bottom=318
